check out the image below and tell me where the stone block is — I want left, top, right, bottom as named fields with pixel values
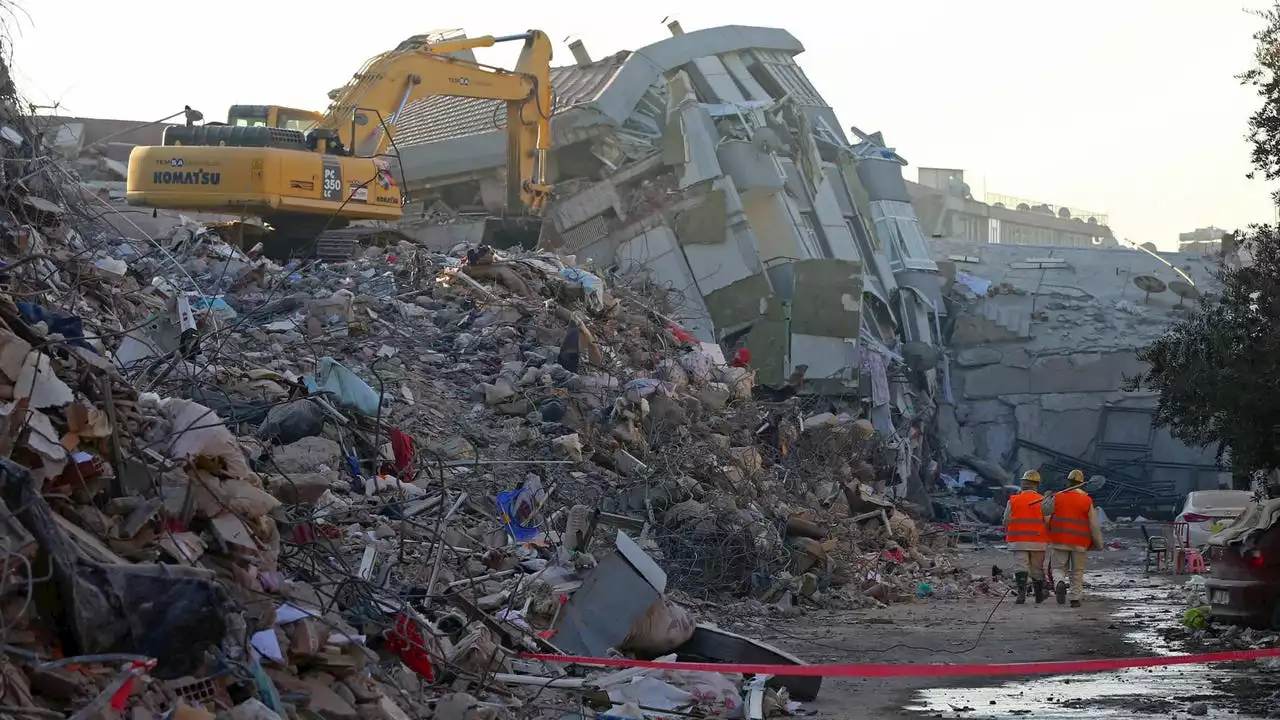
left=957, top=400, right=1014, bottom=425
left=962, top=364, right=1031, bottom=399
left=304, top=675, right=359, bottom=719
left=1039, top=393, right=1105, bottom=413
left=970, top=422, right=1017, bottom=463
left=1027, top=351, right=1140, bottom=394
left=1003, top=347, right=1034, bottom=369
left=955, top=347, right=1003, bottom=368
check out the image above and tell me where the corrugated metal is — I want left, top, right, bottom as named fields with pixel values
left=392, top=52, right=630, bottom=148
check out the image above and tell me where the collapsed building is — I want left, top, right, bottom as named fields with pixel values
left=929, top=236, right=1228, bottom=517
left=907, top=171, right=1231, bottom=515
left=0, top=19, right=1249, bottom=718
left=394, top=23, right=948, bottom=503
left=387, top=22, right=1236, bottom=517
left=0, top=35, right=1015, bottom=715
left=36, top=23, right=1226, bottom=524
left=29, top=115, right=176, bottom=197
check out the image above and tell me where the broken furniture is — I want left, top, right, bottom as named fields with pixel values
left=0, top=457, right=232, bottom=679
left=949, top=511, right=980, bottom=547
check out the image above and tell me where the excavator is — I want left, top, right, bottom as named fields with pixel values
left=125, top=30, right=554, bottom=257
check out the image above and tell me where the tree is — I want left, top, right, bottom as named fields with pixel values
left=1126, top=4, right=1280, bottom=474
left=1127, top=227, right=1280, bottom=472
left=1242, top=3, right=1280, bottom=201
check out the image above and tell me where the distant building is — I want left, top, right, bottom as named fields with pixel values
left=1178, top=226, right=1227, bottom=254
left=908, top=168, right=1118, bottom=248
left=29, top=116, right=175, bottom=160
left=25, top=115, right=179, bottom=197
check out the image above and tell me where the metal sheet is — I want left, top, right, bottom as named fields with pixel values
left=675, top=623, right=822, bottom=701
left=550, top=546, right=660, bottom=657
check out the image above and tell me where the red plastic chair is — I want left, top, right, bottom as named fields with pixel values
left=1183, top=548, right=1207, bottom=574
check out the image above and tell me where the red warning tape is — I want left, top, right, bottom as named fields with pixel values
left=523, top=647, right=1280, bottom=678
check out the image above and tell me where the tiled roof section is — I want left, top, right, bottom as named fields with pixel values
left=393, top=51, right=630, bottom=148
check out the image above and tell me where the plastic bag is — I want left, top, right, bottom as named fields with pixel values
left=309, top=357, right=381, bottom=416
left=621, top=597, right=696, bottom=655
left=560, top=268, right=605, bottom=311
left=683, top=672, right=743, bottom=718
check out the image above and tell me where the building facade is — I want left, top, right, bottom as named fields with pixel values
left=909, top=168, right=1118, bottom=249
left=1178, top=226, right=1227, bottom=254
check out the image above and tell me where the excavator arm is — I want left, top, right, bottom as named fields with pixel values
left=320, top=30, right=554, bottom=215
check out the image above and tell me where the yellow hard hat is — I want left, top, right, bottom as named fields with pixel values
left=1068, top=469, right=1085, bottom=485
left=1020, top=470, right=1041, bottom=484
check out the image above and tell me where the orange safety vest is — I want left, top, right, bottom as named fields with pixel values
left=1049, top=489, right=1094, bottom=549
left=1005, top=491, right=1049, bottom=544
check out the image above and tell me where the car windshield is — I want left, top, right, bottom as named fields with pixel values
left=1189, top=490, right=1252, bottom=509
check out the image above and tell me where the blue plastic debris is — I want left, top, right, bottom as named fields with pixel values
left=15, top=302, right=95, bottom=353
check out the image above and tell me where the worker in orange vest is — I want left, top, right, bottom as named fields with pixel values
left=1003, top=469, right=1049, bottom=604
left=1042, top=469, right=1104, bottom=607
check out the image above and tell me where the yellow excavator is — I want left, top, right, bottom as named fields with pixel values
left=125, top=30, right=554, bottom=256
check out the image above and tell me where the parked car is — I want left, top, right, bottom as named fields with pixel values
left=1176, top=490, right=1253, bottom=548
left=1205, top=503, right=1279, bottom=628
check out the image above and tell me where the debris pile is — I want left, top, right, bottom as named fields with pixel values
left=0, top=64, right=999, bottom=720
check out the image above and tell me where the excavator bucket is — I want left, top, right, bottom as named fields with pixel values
left=482, top=216, right=544, bottom=251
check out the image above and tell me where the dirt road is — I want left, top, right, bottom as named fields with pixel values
left=722, top=540, right=1267, bottom=718
left=727, top=547, right=1129, bottom=718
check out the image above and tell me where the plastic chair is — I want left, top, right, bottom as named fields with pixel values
left=1141, top=525, right=1169, bottom=573
left=1170, top=521, right=1191, bottom=548
left=950, top=511, right=979, bottom=546
left=1168, top=521, right=1193, bottom=575
left=1183, top=548, right=1207, bottom=574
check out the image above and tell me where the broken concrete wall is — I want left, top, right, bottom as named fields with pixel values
left=933, top=237, right=1224, bottom=496
left=396, top=23, right=947, bottom=504
left=395, top=24, right=923, bottom=390
left=616, top=226, right=717, bottom=341
left=399, top=218, right=488, bottom=251
left=787, top=259, right=862, bottom=393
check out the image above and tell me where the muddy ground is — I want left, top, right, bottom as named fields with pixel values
left=732, top=532, right=1280, bottom=719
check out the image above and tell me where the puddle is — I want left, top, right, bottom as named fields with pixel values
left=905, top=571, right=1250, bottom=719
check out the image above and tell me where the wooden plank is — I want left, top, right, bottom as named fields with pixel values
left=53, top=512, right=129, bottom=565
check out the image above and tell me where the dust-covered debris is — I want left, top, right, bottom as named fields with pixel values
left=0, top=29, right=1006, bottom=720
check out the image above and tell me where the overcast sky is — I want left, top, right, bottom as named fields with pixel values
left=4, top=0, right=1272, bottom=249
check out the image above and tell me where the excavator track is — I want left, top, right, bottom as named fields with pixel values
left=308, top=227, right=417, bottom=259
left=209, top=219, right=414, bottom=261
left=213, top=212, right=543, bottom=260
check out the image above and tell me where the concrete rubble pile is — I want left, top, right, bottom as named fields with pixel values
left=0, top=60, right=1006, bottom=720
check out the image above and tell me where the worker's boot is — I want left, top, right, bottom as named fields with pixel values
left=1033, top=580, right=1047, bottom=604
left=1055, top=580, right=1068, bottom=605
left=1014, top=571, right=1029, bottom=605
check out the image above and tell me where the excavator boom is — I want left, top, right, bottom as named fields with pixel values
left=125, top=29, right=556, bottom=256
left=320, top=30, right=553, bottom=213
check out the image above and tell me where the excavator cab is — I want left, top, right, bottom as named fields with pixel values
left=164, top=105, right=330, bottom=152
left=224, top=105, right=322, bottom=133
